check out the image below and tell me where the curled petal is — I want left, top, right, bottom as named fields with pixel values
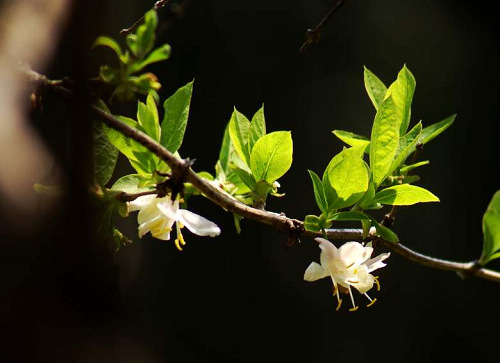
left=177, top=209, right=221, bottom=237
left=350, top=265, right=375, bottom=294
left=365, top=252, right=391, bottom=273
left=304, top=262, right=328, bottom=282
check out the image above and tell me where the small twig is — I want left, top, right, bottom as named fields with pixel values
left=299, top=0, right=348, bottom=53
left=118, top=190, right=158, bottom=202
left=25, top=69, right=500, bottom=284
left=120, top=0, right=172, bottom=36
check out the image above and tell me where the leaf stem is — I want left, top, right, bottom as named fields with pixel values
left=120, top=0, right=172, bottom=36
left=25, top=68, right=500, bottom=284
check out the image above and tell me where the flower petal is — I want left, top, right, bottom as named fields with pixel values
left=316, top=238, right=339, bottom=267
left=365, top=252, right=390, bottom=272
left=304, top=262, right=328, bottom=281
left=177, top=209, right=221, bottom=237
left=128, top=194, right=158, bottom=212
left=350, top=265, right=375, bottom=294
left=338, top=241, right=372, bottom=267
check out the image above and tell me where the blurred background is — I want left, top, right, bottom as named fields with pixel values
left=1, top=0, right=499, bottom=361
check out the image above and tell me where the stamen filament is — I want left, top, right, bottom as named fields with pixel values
left=347, top=286, right=358, bottom=312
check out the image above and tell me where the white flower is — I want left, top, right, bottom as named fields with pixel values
left=128, top=194, right=221, bottom=250
left=304, top=238, right=390, bottom=311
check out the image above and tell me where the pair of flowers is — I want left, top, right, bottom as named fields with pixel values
left=129, top=194, right=390, bottom=310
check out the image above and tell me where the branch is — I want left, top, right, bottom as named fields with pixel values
left=120, top=0, right=172, bottom=35
left=299, top=0, right=348, bottom=53
left=25, top=69, right=500, bottom=283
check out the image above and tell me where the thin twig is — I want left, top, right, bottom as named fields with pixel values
left=118, top=190, right=158, bottom=202
left=25, top=69, right=500, bottom=283
left=120, top=0, right=172, bottom=36
left=299, top=0, right=348, bottom=53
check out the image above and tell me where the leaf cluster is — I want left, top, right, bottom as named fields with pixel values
left=306, top=66, right=454, bottom=242
left=92, top=10, right=171, bottom=103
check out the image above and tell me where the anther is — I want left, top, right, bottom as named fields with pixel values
left=336, top=298, right=342, bottom=311
left=367, top=298, right=377, bottom=308
left=174, top=238, right=183, bottom=251
left=374, top=276, right=381, bottom=291
left=349, top=306, right=359, bottom=312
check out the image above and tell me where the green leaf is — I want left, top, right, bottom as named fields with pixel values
left=235, top=167, right=257, bottom=190
left=218, top=126, right=232, bottom=175
left=228, top=108, right=251, bottom=165
left=308, top=170, right=327, bottom=213
left=137, top=93, right=160, bottom=141
left=388, top=122, right=422, bottom=176
left=372, top=184, right=439, bottom=206
left=323, top=147, right=369, bottom=211
left=385, top=65, right=416, bottom=135
left=111, top=174, right=155, bottom=194
left=160, top=80, right=194, bottom=153
left=357, top=178, right=376, bottom=209
left=332, top=130, right=370, bottom=152
left=304, top=215, right=322, bottom=233
left=400, top=160, right=429, bottom=174
left=126, top=10, right=158, bottom=58
left=247, top=106, right=266, bottom=153
left=328, top=211, right=370, bottom=221
left=370, top=96, right=400, bottom=187
left=480, top=191, right=500, bottom=265
left=93, top=121, right=119, bottom=186
left=250, top=131, right=293, bottom=184
left=418, top=114, right=456, bottom=145
left=370, top=218, right=399, bottom=243
left=92, top=36, right=124, bottom=61
left=364, top=66, right=387, bottom=111
left=104, top=115, right=155, bottom=174
left=99, top=65, right=121, bottom=84
left=128, top=44, right=171, bottom=74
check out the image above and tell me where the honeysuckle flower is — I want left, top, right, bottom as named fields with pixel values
left=128, top=194, right=221, bottom=250
left=304, top=238, right=390, bottom=311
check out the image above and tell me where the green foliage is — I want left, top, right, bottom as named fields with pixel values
left=215, top=106, right=293, bottom=229
left=160, top=80, right=194, bottom=153
left=372, top=184, right=439, bottom=206
left=93, top=10, right=171, bottom=103
left=250, top=131, right=293, bottom=184
left=93, top=101, right=119, bottom=186
left=305, top=65, right=454, bottom=243
left=480, top=191, right=500, bottom=265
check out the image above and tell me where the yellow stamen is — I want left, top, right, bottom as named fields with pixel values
left=336, top=298, right=343, bottom=311
left=174, top=238, right=183, bottom=251
left=367, top=298, right=377, bottom=308
left=178, top=222, right=184, bottom=229
left=374, top=276, right=381, bottom=291
left=349, top=306, right=359, bottom=312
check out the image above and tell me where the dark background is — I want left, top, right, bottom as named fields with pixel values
left=1, top=0, right=499, bottom=361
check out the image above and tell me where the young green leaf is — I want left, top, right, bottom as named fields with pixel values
left=400, top=160, right=429, bottom=174
left=480, top=191, right=500, bottom=265
left=364, top=66, right=387, bottom=111
left=370, top=96, right=400, bottom=187
left=250, top=131, right=293, bottom=184
left=160, top=80, right=194, bottom=153
left=247, top=106, right=266, bottom=153
left=228, top=108, right=251, bottom=165
left=418, top=114, right=456, bottom=145
left=308, top=170, right=328, bottom=213
left=111, top=174, right=155, bottom=194
left=357, top=178, right=377, bottom=209
left=218, top=126, right=232, bottom=175
left=128, top=44, right=171, bottom=74
left=93, top=121, right=119, bottom=186
left=137, top=93, right=160, bottom=141
left=385, top=65, right=416, bottom=135
left=388, top=122, right=422, bottom=176
left=372, top=184, right=439, bottom=205
left=126, top=10, right=158, bottom=58
left=323, top=147, right=369, bottom=211
left=92, top=36, right=124, bottom=61
left=370, top=218, right=399, bottom=243
left=332, top=130, right=370, bottom=152
left=328, top=211, right=370, bottom=222
left=304, top=215, right=323, bottom=233
left=235, top=167, right=257, bottom=190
